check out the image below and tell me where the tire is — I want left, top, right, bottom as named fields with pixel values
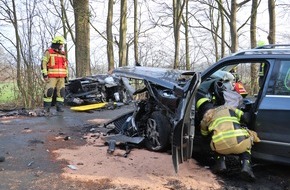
left=144, top=111, right=171, bottom=152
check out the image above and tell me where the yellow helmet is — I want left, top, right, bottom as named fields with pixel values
left=52, top=36, right=66, bottom=44
left=196, top=98, right=211, bottom=110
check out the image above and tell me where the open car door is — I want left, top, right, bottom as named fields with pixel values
left=172, top=72, right=201, bottom=173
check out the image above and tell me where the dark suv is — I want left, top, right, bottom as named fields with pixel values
left=191, top=44, right=290, bottom=167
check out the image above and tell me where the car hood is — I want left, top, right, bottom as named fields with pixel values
left=113, top=66, right=195, bottom=90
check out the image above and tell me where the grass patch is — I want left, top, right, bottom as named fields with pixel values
left=0, top=82, right=18, bottom=103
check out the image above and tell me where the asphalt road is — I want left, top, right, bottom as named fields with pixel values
left=0, top=104, right=289, bottom=190
left=0, top=105, right=134, bottom=190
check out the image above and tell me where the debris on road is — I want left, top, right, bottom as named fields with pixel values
left=27, top=161, right=34, bottom=167
left=67, top=164, right=77, bottom=170
left=64, top=136, right=71, bottom=141
left=0, top=156, right=5, bottom=162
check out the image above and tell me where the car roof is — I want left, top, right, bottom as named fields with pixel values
left=200, top=44, right=290, bottom=79
left=233, top=44, right=290, bottom=56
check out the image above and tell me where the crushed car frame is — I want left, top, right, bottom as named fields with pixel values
left=103, top=66, right=200, bottom=172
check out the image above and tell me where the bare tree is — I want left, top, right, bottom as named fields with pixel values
left=182, top=0, right=190, bottom=70
left=134, top=0, right=139, bottom=65
left=107, top=0, right=115, bottom=71
left=61, top=0, right=75, bottom=45
left=119, top=0, right=127, bottom=67
left=250, top=0, right=260, bottom=95
left=214, top=0, right=251, bottom=53
left=173, top=0, right=186, bottom=69
left=11, top=0, right=24, bottom=104
left=217, top=0, right=225, bottom=58
left=267, top=0, right=275, bottom=44
left=72, top=0, right=91, bottom=77
left=229, top=0, right=238, bottom=52
left=209, top=0, right=221, bottom=61
left=0, top=0, right=44, bottom=108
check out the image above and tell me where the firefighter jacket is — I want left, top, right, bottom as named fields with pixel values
left=41, top=48, right=68, bottom=78
left=200, top=105, right=258, bottom=155
left=234, top=82, right=248, bottom=97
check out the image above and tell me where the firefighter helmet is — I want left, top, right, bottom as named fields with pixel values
left=52, top=36, right=66, bottom=44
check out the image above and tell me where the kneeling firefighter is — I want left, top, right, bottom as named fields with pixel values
left=41, top=36, right=68, bottom=113
left=196, top=98, right=260, bottom=181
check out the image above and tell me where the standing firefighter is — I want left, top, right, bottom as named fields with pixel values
left=196, top=98, right=260, bottom=182
left=41, top=36, right=68, bottom=113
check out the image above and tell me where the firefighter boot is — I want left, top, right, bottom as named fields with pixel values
left=212, top=156, right=227, bottom=174
left=43, top=102, right=51, bottom=113
left=56, top=102, right=64, bottom=112
left=241, top=160, right=256, bottom=182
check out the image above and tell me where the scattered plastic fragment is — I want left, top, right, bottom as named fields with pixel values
left=67, top=165, right=77, bottom=170
left=27, top=161, right=34, bottom=167
left=64, top=136, right=71, bottom=140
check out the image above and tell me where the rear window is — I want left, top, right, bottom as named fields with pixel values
left=267, top=60, right=290, bottom=95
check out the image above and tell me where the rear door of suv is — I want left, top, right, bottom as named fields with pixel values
left=252, top=59, right=290, bottom=164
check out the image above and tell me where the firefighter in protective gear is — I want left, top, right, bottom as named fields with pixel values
left=196, top=98, right=260, bottom=182
left=41, top=36, right=68, bottom=113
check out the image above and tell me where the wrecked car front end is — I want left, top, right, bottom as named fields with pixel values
left=102, top=66, right=201, bottom=171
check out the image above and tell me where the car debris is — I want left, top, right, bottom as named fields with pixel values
left=64, top=74, right=132, bottom=106
left=27, top=161, right=34, bottom=167
left=63, top=136, right=71, bottom=141
left=107, top=140, right=116, bottom=154
left=67, top=164, right=77, bottom=170
left=123, top=143, right=131, bottom=158
left=0, top=74, right=134, bottom=117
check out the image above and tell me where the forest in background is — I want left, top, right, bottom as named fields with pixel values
left=0, top=0, right=289, bottom=108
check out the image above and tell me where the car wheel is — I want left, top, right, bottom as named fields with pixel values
left=144, top=111, right=171, bottom=152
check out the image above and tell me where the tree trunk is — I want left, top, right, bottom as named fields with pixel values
left=210, top=1, right=219, bottom=62
left=60, top=0, right=68, bottom=60
left=119, top=0, right=127, bottom=67
left=230, top=0, right=238, bottom=53
left=134, top=0, right=139, bottom=66
left=173, top=0, right=179, bottom=69
left=11, top=0, right=28, bottom=107
left=218, top=0, right=225, bottom=58
left=107, top=0, right=115, bottom=71
left=268, top=0, right=276, bottom=44
left=173, top=0, right=186, bottom=69
left=250, top=0, right=259, bottom=95
left=185, top=0, right=190, bottom=70
left=73, top=0, right=91, bottom=77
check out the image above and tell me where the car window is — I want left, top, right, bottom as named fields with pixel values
left=267, top=60, right=290, bottom=95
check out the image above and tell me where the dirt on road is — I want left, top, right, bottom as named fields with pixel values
left=0, top=104, right=289, bottom=190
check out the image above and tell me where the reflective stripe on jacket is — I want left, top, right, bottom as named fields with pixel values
left=200, top=105, right=251, bottom=154
left=42, top=48, right=67, bottom=78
